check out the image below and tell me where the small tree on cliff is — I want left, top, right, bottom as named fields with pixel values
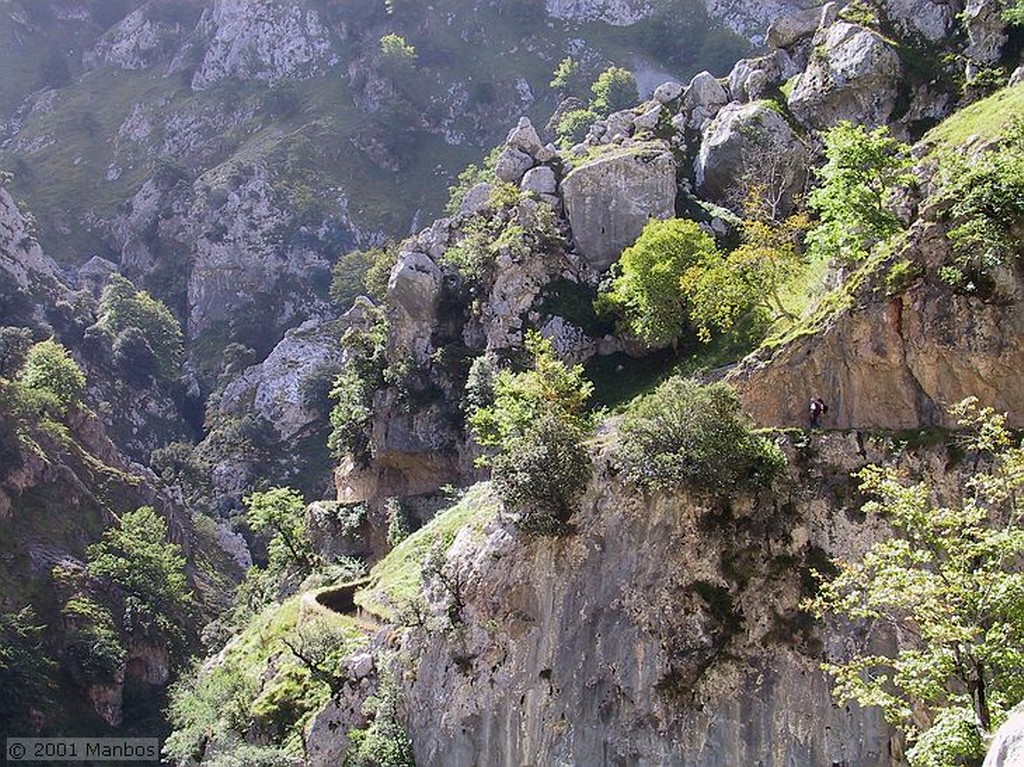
left=806, top=398, right=1024, bottom=767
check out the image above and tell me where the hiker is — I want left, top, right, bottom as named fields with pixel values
left=809, top=397, right=828, bottom=428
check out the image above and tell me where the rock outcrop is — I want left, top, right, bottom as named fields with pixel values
left=984, top=702, right=1024, bottom=767
left=695, top=100, right=807, bottom=211
left=730, top=218, right=1024, bottom=429
left=788, top=22, right=903, bottom=130
left=561, top=144, right=676, bottom=272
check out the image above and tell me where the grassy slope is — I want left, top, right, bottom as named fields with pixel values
left=922, top=83, right=1024, bottom=152
left=354, top=483, right=499, bottom=621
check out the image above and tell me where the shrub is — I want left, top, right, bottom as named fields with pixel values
left=491, top=412, right=592, bottom=534
left=596, top=218, right=721, bottom=347
left=18, top=338, right=86, bottom=416
left=556, top=108, right=599, bottom=148
left=97, top=274, right=183, bottom=379
left=938, top=118, right=1024, bottom=294
left=590, top=66, right=638, bottom=115
left=244, top=487, right=316, bottom=576
left=328, top=307, right=389, bottom=461
left=616, top=377, right=784, bottom=494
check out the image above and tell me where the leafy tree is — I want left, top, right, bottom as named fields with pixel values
left=380, top=33, right=417, bottom=75
left=244, top=487, right=316, bottom=575
left=86, top=506, right=194, bottom=652
left=806, top=398, right=1024, bottom=767
left=615, top=377, right=785, bottom=494
left=549, top=56, right=587, bottom=97
left=344, top=666, right=416, bottom=767
left=97, top=274, right=183, bottom=379
left=806, top=122, right=914, bottom=264
left=470, top=333, right=593, bottom=534
left=556, top=108, right=600, bottom=149
left=61, top=595, right=126, bottom=682
left=1003, top=0, right=1024, bottom=24
left=680, top=207, right=809, bottom=342
left=938, top=119, right=1024, bottom=294
left=18, top=338, right=87, bottom=416
left=590, top=66, right=639, bottom=115
left=469, top=331, right=593, bottom=454
left=0, top=606, right=55, bottom=734
left=328, top=307, right=389, bottom=461
left=597, top=218, right=721, bottom=347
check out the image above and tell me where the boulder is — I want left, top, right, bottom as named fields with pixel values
left=964, top=0, right=1009, bottom=67
left=682, top=71, right=730, bottom=131
left=695, top=101, right=807, bottom=212
left=520, top=166, right=558, bottom=196
left=1011, top=66, right=1024, bottom=87
left=561, top=144, right=676, bottom=272
left=506, top=117, right=556, bottom=162
left=728, top=53, right=784, bottom=103
left=766, top=5, right=826, bottom=49
left=878, top=0, right=954, bottom=42
left=459, top=182, right=494, bottom=217
left=788, top=22, right=902, bottom=130
left=633, top=103, right=664, bottom=132
left=386, top=250, right=443, bottom=364
left=984, top=702, right=1024, bottom=767
left=653, top=80, right=684, bottom=104
left=494, top=146, right=535, bottom=184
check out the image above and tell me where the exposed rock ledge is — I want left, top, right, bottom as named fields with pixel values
left=730, top=219, right=1024, bottom=430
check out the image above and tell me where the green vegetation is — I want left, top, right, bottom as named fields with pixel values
left=96, top=274, right=184, bottom=379
left=615, top=377, right=785, bottom=494
left=469, top=333, right=593, bottom=533
left=556, top=108, right=601, bottom=149
left=0, top=607, right=55, bottom=735
left=680, top=211, right=809, bottom=343
left=18, top=338, right=87, bottom=417
left=344, top=665, right=416, bottom=767
left=597, top=218, right=721, bottom=347
left=86, top=506, right=195, bottom=654
left=806, top=122, right=915, bottom=265
left=379, top=33, right=417, bottom=72
left=549, top=56, right=587, bottom=98
left=244, top=487, right=316, bottom=577
left=328, top=305, right=389, bottom=462
left=590, top=66, right=639, bottom=115
left=807, top=399, right=1024, bottom=767
left=330, top=243, right=399, bottom=308
left=936, top=118, right=1024, bottom=294
left=165, top=596, right=368, bottom=763
left=355, top=484, right=499, bottom=621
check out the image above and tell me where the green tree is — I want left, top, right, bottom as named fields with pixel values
left=938, top=118, right=1024, bottom=293
left=244, top=487, right=316, bottom=575
left=0, top=607, right=55, bottom=734
left=330, top=245, right=399, bottom=308
left=806, top=122, right=914, bottom=264
left=806, top=398, right=1024, bottom=767
left=18, top=338, right=87, bottom=416
left=86, top=506, right=194, bottom=652
left=469, top=332, right=594, bottom=534
left=680, top=209, right=809, bottom=342
left=97, top=274, right=183, bottom=379
left=597, top=218, right=721, bottom=347
left=380, top=32, right=417, bottom=75
left=556, top=108, right=600, bottom=149
left=615, top=377, right=784, bottom=494
left=549, top=56, right=586, bottom=97
left=590, top=66, right=639, bottom=115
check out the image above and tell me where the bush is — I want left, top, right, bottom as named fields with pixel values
left=491, top=412, right=592, bottom=534
left=616, top=377, right=784, bottom=494
left=596, top=218, right=721, bottom=347
left=18, top=338, right=87, bottom=416
left=97, top=274, right=183, bottom=379
left=556, top=108, right=599, bottom=148
left=328, top=308, right=389, bottom=461
left=590, top=66, right=638, bottom=115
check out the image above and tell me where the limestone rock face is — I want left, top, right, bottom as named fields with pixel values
left=191, top=0, right=336, bottom=89
left=879, top=0, right=955, bottom=42
left=561, top=145, right=676, bottom=272
left=401, top=437, right=903, bottom=767
left=730, top=221, right=1024, bottom=429
left=682, top=71, right=731, bottom=131
left=386, top=249, right=444, bottom=366
left=728, top=53, right=784, bottom=103
left=964, top=0, right=1009, bottom=67
left=85, top=6, right=195, bottom=71
left=788, top=22, right=902, bottom=130
left=544, top=0, right=653, bottom=25
left=186, top=164, right=333, bottom=340
left=984, top=702, right=1024, bottom=767
left=695, top=100, right=807, bottom=211
left=0, top=185, right=64, bottom=302
left=219, top=319, right=344, bottom=441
